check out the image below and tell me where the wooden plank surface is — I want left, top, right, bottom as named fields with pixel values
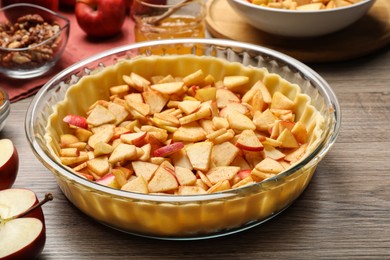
left=206, top=0, right=390, bottom=63
left=1, top=35, right=390, bottom=260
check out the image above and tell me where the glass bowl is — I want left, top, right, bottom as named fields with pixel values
left=227, top=0, right=375, bottom=37
left=25, top=39, right=341, bottom=240
left=0, top=3, right=69, bottom=79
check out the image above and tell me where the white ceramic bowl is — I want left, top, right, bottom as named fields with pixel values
left=227, top=0, right=376, bottom=37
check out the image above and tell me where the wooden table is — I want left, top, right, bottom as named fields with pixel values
left=1, top=45, right=390, bottom=259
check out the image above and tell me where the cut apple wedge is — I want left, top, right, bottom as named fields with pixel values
left=0, top=139, right=19, bottom=190
left=227, top=110, right=256, bottom=131
left=178, top=100, right=201, bottom=115
left=173, top=121, right=206, bottom=142
left=223, top=75, right=249, bottom=91
left=194, top=87, right=217, bottom=102
left=271, top=91, right=295, bottom=110
left=185, top=141, right=213, bottom=171
left=63, top=114, right=88, bottom=129
left=254, top=157, right=284, bottom=174
left=0, top=190, right=53, bottom=260
left=148, top=161, right=179, bottom=193
left=86, top=105, right=116, bottom=127
left=142, top=90, right=170, bottom=114
left=235, top=129, right=264, bottom=152
left=121, top=175, right=149, bottom=194
left=151, top=82, right=184, bottom=95
left=175, top=166, right=197, bottom=186
left=120, top=132, right=147, bottom=147
left=95, top=173, right=120, bottom=188
left=132, top=161, right=158, bottom=182
left=216, top=88, right=240, bottom=108
left=277, top=128, right=300, bottom=148
left=205, top=166, right=240, bottom=185
left=211, top=141, right=240, bottom=167
left=153, top=142, right=184, bottom=157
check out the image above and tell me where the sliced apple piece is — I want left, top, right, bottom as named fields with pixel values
left=253, top=108, right=277, bottom=132
left=108, top=143, right=137, bottom=164
left=120, top=132, right=147, bottom=147
left=194, top=87, right=217, bottom=102
left=121, top=175, right=149, bottom=194
left=178, top=100, right=201, bottom=115
left=284, top=143, right=308, bottom=163
left=211, top=141, right=240, bottom=167
left=148, top=161, right=178, bottom=193
left=207, top=179, right=231, bottom=193
left=277, top=128, right=299, bottom=148
left=223, top=76, right=249, bottom=91
left=142, top=90, right=170, bottom=114
left=173, top=121, right=206, bottom=142
left=185, top=141, right=213, bottom=171
left=235, top=129, right=264, bottom=151
left=95, top=173, right=120, bottom=189
left=227, top=110, right=256, bottom=131
left=88, top=124, right=115, bottom=149
left=86, top=156, right=110, bottom=177
left=63, top=114, right=88, bottom=129
left=205, top=166, right=240, bottom=185
left=151, top=82, right=184, bottom=95
left=271, top=91, right=295, bottom=110
left=153, top=142, right=184, bottom=157
left=107, top=102, right=129, bottom=125
left=60, top=134, right=79, bottom=148
left=254, top=157, right=284, bottom=174
left=263, top=144, right=286, bottom=160
left=177, top=186, right=207, bottom=195
left=170, top=149, right=193, bottom=170
left=216, top=89, right=240, bottom=108
left=86, top=105, right=116, bottom=127
left=131, top=161, right=158, bottom=182
left=179, top=104, right=211, bottom=125
left=175, top=166, right=197, bottom=186
left=291, top=121, right=308, bottom=144
left=183, top=69, right=205, bottom=86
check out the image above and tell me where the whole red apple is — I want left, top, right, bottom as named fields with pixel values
left=60, top=0, right=76, bottom=8
left=75, top=0, right=127, bottom=38
left=0, top=139, right=19, bottom=190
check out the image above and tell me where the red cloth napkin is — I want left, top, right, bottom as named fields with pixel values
left=0, top=11, right=135, bottom=103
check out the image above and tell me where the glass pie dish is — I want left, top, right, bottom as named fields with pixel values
left=25, top=39, right=341, bottom=240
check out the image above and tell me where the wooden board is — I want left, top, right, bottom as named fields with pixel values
left=206, top=0, right=390, bottom=63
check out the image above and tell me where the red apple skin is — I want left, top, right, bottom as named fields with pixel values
left=153, top=142, right=184, bottom=157
left=2, top=221, right=46, bottom=260
left=75, top=0, right=127, bottom=38
left=235, top=142, right=264, bottom=152
left=63, top=114, right=88, bottom=129
left=237, top=169, right=251, bottom=180
left=0, top=144, right=19, bottom=191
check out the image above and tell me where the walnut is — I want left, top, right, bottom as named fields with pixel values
left=0, top=13, right=63, bottom=70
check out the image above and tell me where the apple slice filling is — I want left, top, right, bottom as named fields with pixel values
left=58, top=68, right=314, bottom=195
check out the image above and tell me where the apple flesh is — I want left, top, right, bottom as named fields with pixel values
left=0, top=139, right=19, bottom=190
left=0, top=190, right=53, bottom=259
left=75, top=0, right=127, bottom=38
